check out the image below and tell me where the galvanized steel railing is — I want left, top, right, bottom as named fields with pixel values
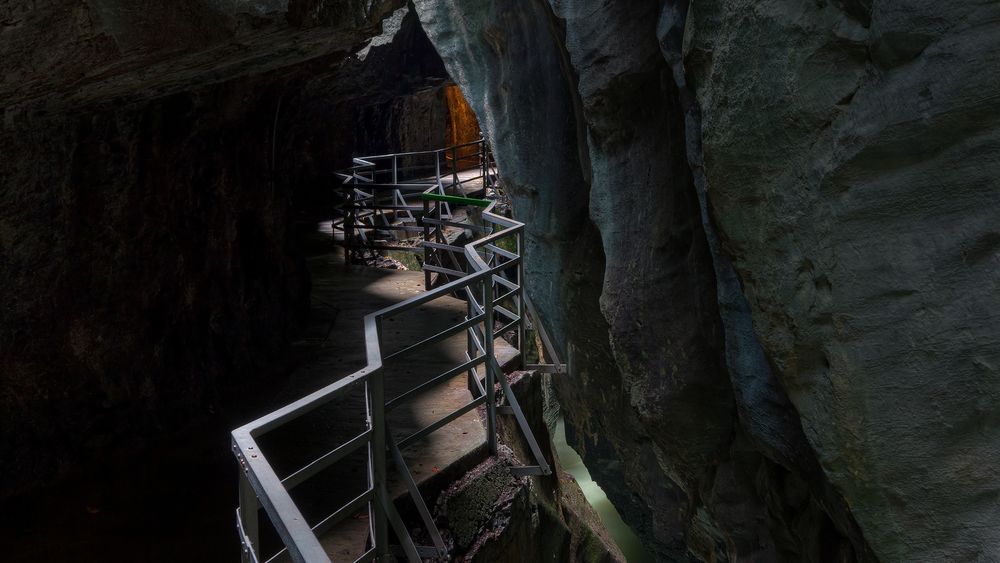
left=332, top=139, right=497, bottom=264
left=231, top=140, right=561, bottom=562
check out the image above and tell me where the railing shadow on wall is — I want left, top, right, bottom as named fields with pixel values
left=231, top=139, right=565, bottom=563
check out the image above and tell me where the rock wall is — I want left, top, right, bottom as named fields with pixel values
left=0, top=75, right=309, bottom=498
left=278, top=6, right=454, bottom=214
left=685, top=1, right=1000, bottom=560
left=412, top=0, right=1000, bottom=561
left=3, top=0, right=997, bottom=559
left=0, top=0, right=458, bottom=500
left=0, top=0, right=401, bottom=112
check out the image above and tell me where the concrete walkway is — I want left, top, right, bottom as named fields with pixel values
left=258, top=248, right=515, bottom=560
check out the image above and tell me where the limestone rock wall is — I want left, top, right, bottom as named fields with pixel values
left=281, top=6, right=453, bottom=214
left=412, top=0, right=1000, bottom=561
left=0, top=0, right=453, bottom=500
left=0, top=0, right=402, bottom=112
left=0, top=69, right=310, bottom=499
left=686, top=1, right=1000, bottom=560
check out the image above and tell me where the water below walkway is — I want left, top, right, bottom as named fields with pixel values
left=552, top=418, right=656, bottom=563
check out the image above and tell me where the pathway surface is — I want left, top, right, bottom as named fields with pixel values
left=258, top=247, right=515, bottom=560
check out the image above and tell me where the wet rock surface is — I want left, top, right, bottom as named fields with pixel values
left=686, top=2, right=1000, bottom=560
left=413, top=0, right=1000, bottom=561
left=435, top=445, right=528, bottom=553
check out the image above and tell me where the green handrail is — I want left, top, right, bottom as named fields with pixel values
left=420, top=192, right=491, bottom=207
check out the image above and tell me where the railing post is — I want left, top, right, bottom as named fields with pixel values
left=423, top=198, right=431, bottom=291
left=345, top=185, right=355, bottom=267
left=238, top=472, right=259, bottom=563
left=484, top=274, right=497, bottom=455
left=436, top=193, right=444, bottom=247
left=490, top=145, right=496, bottom=189
left=480, top=140, right=488, bottom=189
left=392, top=155, right=398, bottom=185
left=370, top=362, right=389, bottom=559
left=517, top=231, right=526, bottom=368
left=451, top=145, right=460, bottom=192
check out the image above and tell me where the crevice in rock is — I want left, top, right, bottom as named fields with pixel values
left=538, top=0, right=593, bottom=189
left=657, top=1, right=878, bottom=560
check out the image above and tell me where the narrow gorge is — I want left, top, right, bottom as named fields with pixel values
left=2, top=1, right=998, bottom=562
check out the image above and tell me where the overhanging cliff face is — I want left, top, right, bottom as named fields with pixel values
left=0, top=0, right=402, bottom=112
left=412, top=1, right=755, bottom=559
left=412, top=0, right=1000, bottom=561
left=0, top=0, right=460, bottom=500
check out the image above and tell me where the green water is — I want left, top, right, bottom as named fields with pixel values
left=552, top=418, right=656, bottom=563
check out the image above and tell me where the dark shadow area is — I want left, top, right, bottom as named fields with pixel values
left=0, top=4, right=478, bottom=562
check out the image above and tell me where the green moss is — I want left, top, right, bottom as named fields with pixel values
left=444, top=460, right=517, bottom=547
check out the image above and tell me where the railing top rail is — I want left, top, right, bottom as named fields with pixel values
left=420, top=193, right=491, bottom=207
left=364, top=268, right=489, bottom=324
left=232, top=432, right=328, bottom=562
left=235, top=367, right=375, bottom=438
left=354, top=139, right=485, bottom=162
left=334, top=181, right=437, bottom=190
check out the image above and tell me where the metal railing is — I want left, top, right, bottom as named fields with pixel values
left=332, top=139, right=497, bottom=263
left=231, top=140, right=561, bottom=562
